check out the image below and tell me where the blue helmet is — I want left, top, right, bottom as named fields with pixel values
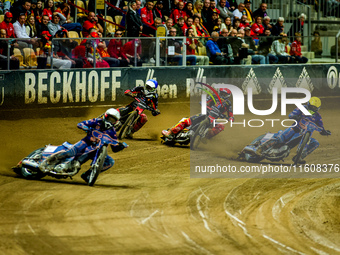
left=144, top=79, right=158, bottom=95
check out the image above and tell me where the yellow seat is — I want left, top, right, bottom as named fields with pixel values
left=105, top=16, right=116, bottom=34
left=13, top=48, right=25, bottom=67
left=198, top=45, right=207, bottom=56
left=0, top=15, right=4, bottom=24
left=76, top=0, right=87, bottom=19
left=23, top=48, right=37, bottom=67
left=68, top=31, right=82, bottom=45
left=115, top=15, right=123, bottom=30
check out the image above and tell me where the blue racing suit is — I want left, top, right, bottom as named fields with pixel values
left=54, top=118, right=125, bottom=171
left=260, top=107, right=326, bottom=159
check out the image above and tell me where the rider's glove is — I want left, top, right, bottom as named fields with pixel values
left=83, top=126, right=93, bottom=133
left=320, top=129, right=331, bottom=136
left=290, top=115, right=301, bottom=122
left=152, top=109, right=161, bottom=116
left=111, top=142, right=128, bottom=152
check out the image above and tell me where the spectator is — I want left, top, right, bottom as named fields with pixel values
left=244, top=0, right=253, bottom=25
left=173, top=17, right=185, bottom=36
left=36, top=14, right=50, bottom=36
left=184, top=2, right=195, bottom=20
left=201, top=0, right=213, bottom=33
left=167, top=28, right=196, bottom=65
left=126, top=1, right=143, bottom=37
left=192, top=15, right=208, bottom=37
left=165, top=18, right=173, bottom=34
left=26, top=15, right=38, bottom=39
left=257, top=28, right=278, bottom=64
left=186, top=27, right=209, bottom=65
left=43, top=0, right=55, bottom=20
left=33, top=0, right=44, bottom=23
left=217, top=28, right=234, bottom=63
left=252, top=2, right=268, bottom=19
left=290, top=32, right=308, bottom=63
left=107, top=29, right=130, bottom=67
left=210, top=0, right=220, bottom=15
left=213, top=17, right=223, bottom=32
left=221, top=16, right=232, bottom=32
left=0, top=12, right=15, bottom=38
left=210, top=11, right=220, bottom=33
left=82, top=12, right=103, bottom=38
left=233, top=3, right=246, bottom=20
left=270, top=33, right=294, bottom=63
left=14, top=13, right=37, bottom=49
left=53, top=29, right=83, bottom=68
left=90, top=32, right=120, bottom=67
left=271, top=17, right=284, bottom=36
left=206, top=31, right=229, bottom=64
left=170, top=1, right=187, bottom=24
left=287, top=13, right=306, bottom=39
left=153, top=0, right=166, bottom=23
left=311, top=31, right=322, bottom=58
left=11, top=0, right=31, bottom=22
left=243, top=27, right=266, bottom=64
left=56, top=2, right=82, bottom=33
left=250, top=16, right=264, bottom=38
left=232, top=17, right=240, bottom=30
left=217, top=0, right=234, bottom=21
left=262, top=16, right=272, bottom=32
left=182, top=17, right=194, bottom=35
left=141, top=0, right=155, bottom=36
left=239, top=14, right=250, bottom=29
left=122, top=39, right=143, bottom=66
left=227, top=0, right=238, bottom=11
left=228, top=28, right=245, bottom=64
left=47, top=12, right=64, bottom=36
left=0, top=29, right=20, bottom=70
left=193, top=0, right=203, bottom=19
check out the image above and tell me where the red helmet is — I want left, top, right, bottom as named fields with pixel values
left=219, top=88, right=231, bottom=99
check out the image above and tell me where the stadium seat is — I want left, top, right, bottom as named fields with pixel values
left=0, top=15, right=4, bottom=24
left=115, top=15, right=123, bottom=30
left=105, top=16, right=116, bottom=35
left=23, top=48, right=37, bottom=67
left=197, top=45, right=207, bottom=56
left=76, top=0, right=87, bottom=20
left=68, top=31, right=82, bottom=45
left=13, top=48, right=25, bottom=67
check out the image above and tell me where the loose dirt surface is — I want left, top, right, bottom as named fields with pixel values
left=0, top=98, right=339, bottom=255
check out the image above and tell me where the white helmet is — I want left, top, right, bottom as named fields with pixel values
left=144, top=79, right=158, bottom=96
left=103, top=108, right=120, bottom=129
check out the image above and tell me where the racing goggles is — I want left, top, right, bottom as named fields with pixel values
left=146, top=85, right=156, bottom=92
left=308, top=105, right=320, bottom=115
left=106, top=115, right=118, bottom=124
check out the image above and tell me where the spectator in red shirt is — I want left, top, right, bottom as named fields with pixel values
left=42, top=0, right=55, bottom=20
left=239, top=15, right=250, bottom=30
left=107, top=29, right=130, bottom=67
left=122, top=39, right=143, bottom=66
left=0, top=12, right=16, bottom=38
left=141, top=0, right=155, bottom=36
left=170, top=1, right=187, bottom=24
left=290, top=32, right=308, bottom=63
left=82, top=12, right=104, bottom=37
left=250, top=16, right=264, bottom=39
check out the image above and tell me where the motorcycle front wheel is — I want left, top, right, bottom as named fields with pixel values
left=88, top=145, right=107, bottom=186
left=293, top=131, right=311, bottom=166
left=118, top=111, right=138, bottom=140
left=190, top=118, right=209, bottom=150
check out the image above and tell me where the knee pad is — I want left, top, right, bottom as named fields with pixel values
left=171, top=118, right=192, bottom=134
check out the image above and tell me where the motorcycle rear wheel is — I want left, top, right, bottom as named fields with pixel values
left=17, top=148, right=46, bottom=180
left=191, top=118, right=209, bottom=150
left=244, top=135, right=265, bottom=163
left=293, top=131, right=310, bottom=166
left=88, top=146, right=107, bottom=186
left=118, top=111, right=138, bottom=140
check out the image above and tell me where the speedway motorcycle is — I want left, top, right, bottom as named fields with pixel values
left=239, top=116, right=328, bottom=165
left=117, top=95, right=159, bottom=139
left=12, top=130, right=125, bottom=186
left=161, top=115, right=212, bottom=150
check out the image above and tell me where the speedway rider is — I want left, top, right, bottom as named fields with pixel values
left=117, top=79, right=161, bottom=138
left=43, top=108, right=127, bottom=183
left=162, top=88, right=234, bottom=139
left=251, top=97, right=331, bottom=164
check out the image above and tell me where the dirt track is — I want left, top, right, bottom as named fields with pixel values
left=0, top=98, right=340, bottom=255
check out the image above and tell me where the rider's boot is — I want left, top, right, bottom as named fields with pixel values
left=81, top=169, right=91, bottom=183
left=292, top=155, right=306, bottom=164
left=162, top=129, right=174, bottom=138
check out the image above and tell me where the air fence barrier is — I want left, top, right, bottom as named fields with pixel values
left=0, top=64, right=339, bottom=111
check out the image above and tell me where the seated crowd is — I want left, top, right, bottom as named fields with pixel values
left=0, top=0, right=312, bottom=69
